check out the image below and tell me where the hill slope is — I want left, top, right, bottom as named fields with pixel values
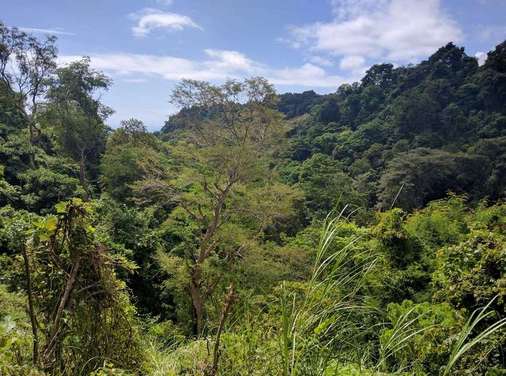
left=271, top=42, right=506, bottom=216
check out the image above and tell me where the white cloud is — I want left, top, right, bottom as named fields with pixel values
left=308, top=56, right=334, bottom=67
left=204, top=49, right=257, bottom=71
left=18, top=27, right=75, bottom=36
left=339, top=55, right=365, bottom=70
left=131, top=8, right=201, bottom=37
left=331, top=0, right=389, bottom=19
left=475, top=51, right=487, bottom=66
left=289, top=0, right=462, bottom=63
left=59, top=53, right=206, bottom=79
left=58, top=50, right=351, bottom=88
left=269, top=63, right=350, bottom=87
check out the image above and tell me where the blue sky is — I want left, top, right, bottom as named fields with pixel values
left=3, top=0, right=506, bottom=130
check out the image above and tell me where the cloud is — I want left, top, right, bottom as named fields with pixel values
left=330, top=0, right=389, bottom=19
left=131, top=8, right=201, bottom=37
left=339, top=55, right=365, bottom=70
left=288, top=0, right=462, bottom=63
left=18, top=27, right=75, bottom=36
left=308, top=56, right=334, bottom=67
left=58, top=50, right=351, bottom=88
left=204, top=49, right=257, bottom=71
left=475, top=51, right=487, bottom=66
left=269, top=63, right=350, bottom=87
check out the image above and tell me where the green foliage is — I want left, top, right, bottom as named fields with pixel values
left=0, top=285, right=35, bottom=373
left=101, top=119, right=166, bottom=201
left=0, top=122, right=84, bottom=212
left=43, top=57, right=112, bottom=192
left=323, top=363, right=378, bottom=376
left=443, top=297, right=506, bottom=375
left=369, top=209, right=432, bottom=304
left=377, top=148, right=487, bottom=210
left=270, top=42, right=506, bottom=214
left=433, top=231, right=506, bottom=312
left=404, top=195, right=469, bottom=249
left=378, top=301, right=463, bottom=374
left=297, top=153, right=364, bottom=219
left=9, top=199, right=144, bottom=374
left=1, top=25, right=506, bottom=374
left=276, top=215, right=378, bottom=375
left=1, top=199, right=143, bottom=373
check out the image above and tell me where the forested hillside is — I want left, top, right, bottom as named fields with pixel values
left=273, top=42, right=506, bottom=214
left=1, top=23, right=505, bottom=375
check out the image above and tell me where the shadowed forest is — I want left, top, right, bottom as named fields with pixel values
left=1, top=23, right=506, bottom=375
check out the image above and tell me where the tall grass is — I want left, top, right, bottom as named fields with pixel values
left=278, top=208, right=377, bottom=375
left=376, top=307, right=433, bottom=373
left=277, top=210, right=505, bottom=376
left=443, top=296, right=506, bottom=375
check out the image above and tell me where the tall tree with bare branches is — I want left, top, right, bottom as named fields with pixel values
left=137, top=77, right=298, bottom=335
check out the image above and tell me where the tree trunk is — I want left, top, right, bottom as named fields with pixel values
left=188, top=178, right=236, bottom=336
left=207, top=284, right=235, bottom=376
left=189, top=264, right=204, bottom=335
left=21, top=245, right=39, bottom=366
left=42, top=256, right=81, bottom=367
left=78, top=150, right=89, bottom=200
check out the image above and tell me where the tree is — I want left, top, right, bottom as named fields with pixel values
left=44, top=57, right=111, bottom=195
left=390, top=90, right=440, bottom=135
left=377, top=148, right=488, bottom=211
left=433, top=230, right=506, bottom=313
left=101, top=118, right=164, bottom=201
left=0, top=27, right=84, bottom=213
left=311, top=97, right=340, bottom=124
left=297, top=153, right=363, bottom=220
left=137, top=77, right=297, bottom=334
left=361, top=63, right=397, bottom=90
left=25, top=199, right=141, bottom=373
left=0, top=23, right=57, bottom=143
left=277, top=90, right=321, bottom=119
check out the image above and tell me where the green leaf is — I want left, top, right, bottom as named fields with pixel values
left=45, top=216, right=58, bottom=232
left=55, top=202, right=67, bottom=214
